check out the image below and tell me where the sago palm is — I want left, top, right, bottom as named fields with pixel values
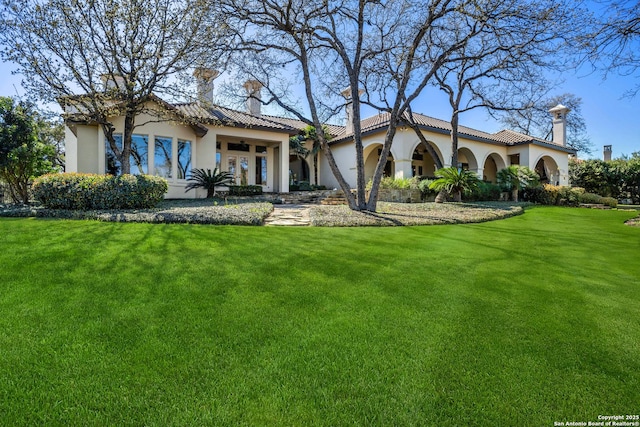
left=429, top=167, right=479, bottom=202
left=185, top=168, right=234, bottom=198
left=497, top=166, right=539, bottom=202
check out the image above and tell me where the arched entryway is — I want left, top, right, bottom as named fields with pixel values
left=410, top=142, right=441, bottom=178
left=535, top=156, right=560, bottom=185
left=457, top=147, right=478, bottom=172
left=482, top=153, right=507, bottom=183
left=290, top=155, right=310, bottom=183
left=364, top=144, right=394, bottom=182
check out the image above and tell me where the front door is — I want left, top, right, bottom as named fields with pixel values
left=228, top=155, right=249, bottom=185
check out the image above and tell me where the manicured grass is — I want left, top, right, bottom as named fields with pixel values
left=0, top=207, right=638, bottom=425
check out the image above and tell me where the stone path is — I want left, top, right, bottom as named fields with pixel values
left=264, top=204, right=312, bottom=226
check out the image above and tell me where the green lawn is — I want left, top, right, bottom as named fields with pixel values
left=0, top=207, right=638, bottom=426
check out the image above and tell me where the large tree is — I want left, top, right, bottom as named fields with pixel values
left=588, top=0, right=640, bottom=98
left=0, top=97, right=58, bottom=204
left=431, top=0, right=572, bottom=168
left=497, top=93, right=593, bottom=155
left=221, top=0, right=489, bottom=211
left=0, top=0, right=227, bottom=174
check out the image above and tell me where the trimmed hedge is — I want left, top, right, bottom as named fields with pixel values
left=32, top=173, right=168, bottom=209
left=228, top=185, right=263, bottom=196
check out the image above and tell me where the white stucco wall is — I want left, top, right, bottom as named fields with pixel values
left=65, top=100, right=291, bottom=198
left=317, top=127, right=572, bottom=189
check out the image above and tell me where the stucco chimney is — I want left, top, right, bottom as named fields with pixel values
left=341, top=87, right=364, bottom=135
left=604, top=145, right=612, bottom=162
left=100, top=74, right=126, bottom=92
left=548, top=104, right=570, bottom=146
left=193, top=68, right=219, bottom=105
left=244, top=80, right=263, bottom=116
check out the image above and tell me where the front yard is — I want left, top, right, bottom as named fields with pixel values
left=0, top=207, right=638, bottom=425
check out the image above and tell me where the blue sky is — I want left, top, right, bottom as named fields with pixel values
left=1, top=58, right=638, bottom=160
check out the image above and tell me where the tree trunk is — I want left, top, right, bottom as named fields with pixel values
left=434, top=190, right=446, bottom=203
left=453, top=190, right=462, bottom=202
left=366, top=118, right=399, bottom=212
left=512, top=188, right=519, bottom=202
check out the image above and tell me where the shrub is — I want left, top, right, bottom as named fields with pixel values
left=418, top=179, right=437, bottom=200
left=368, top=176, right=420, bottom=190
left=32, top=173, right=167, bottom=209
left=228, top=185, right=263, bottom=196
left=578, top=192, right=603, bottom=204
left=601, top=197, right=618, bottom=208
left=463, top=181, right=502, bottom=202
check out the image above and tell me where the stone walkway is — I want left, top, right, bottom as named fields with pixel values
left=264, top=204, right=312, bottom=226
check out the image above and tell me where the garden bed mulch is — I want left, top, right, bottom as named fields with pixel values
left=309, top=202, right=526, bottom=226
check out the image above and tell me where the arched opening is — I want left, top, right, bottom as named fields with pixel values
left=411, top=144, right=440, bottom=178
left=482, top=153, right=507, bottom=183
left=535, top=156, right=560, bottom=185
left=364, top=144, right=394, bottom=182
left=457, top=147, right=478, bottom=172
left=289, top=155, right=310, bottom=183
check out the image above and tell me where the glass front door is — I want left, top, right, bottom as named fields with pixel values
left=228, top=155, right=249, bottom=185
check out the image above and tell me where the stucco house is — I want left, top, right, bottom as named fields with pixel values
left=63, top=71, right=576, bottom=198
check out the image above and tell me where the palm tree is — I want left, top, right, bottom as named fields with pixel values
left=185, top=168, right=234, bottom=198
left=496, top=165, right=540, bottom=202
left=429, top=167, right=479, bottom=202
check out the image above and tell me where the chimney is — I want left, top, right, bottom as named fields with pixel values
left=548, top=104, right=570, bottom=146
left=341, top=87, right=364, bottom=135
left=243, top=80, right=263, bottom=116
left=604, top=145, right=612, bottom=162
left=100, top=74, right=126, bottom=92
left=193, top=68, right=219, bottom=105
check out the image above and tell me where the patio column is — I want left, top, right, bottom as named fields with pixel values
left=394, top=159, right=413, bottom=179
left=280, top=138, right=289, bottom=193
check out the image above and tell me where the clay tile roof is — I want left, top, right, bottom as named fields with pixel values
left=332, top=110, right=574, bottom=152
left=173, top=102, right=299, bottom=134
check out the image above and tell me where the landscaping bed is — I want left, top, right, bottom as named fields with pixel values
left=0, top=199, right=274, bottom=225
left=309, top=201, right=526, bottom=226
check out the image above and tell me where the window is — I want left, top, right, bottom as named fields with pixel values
left=105, top=134, right=148, bottom=175
left=255, top=145, right=267, bottom=154
left=215, top=152, right=221, bottom=171
left=256, top=156, right=267, bottom=185
left=228, top=156, right=237, bottom=184
left=106, top=135, right=123, bottom=175
left=228, top=142, right=250, bottom=152
left=154, top=137, right=172, bottom=178
left=130, top=135, right=148, bottom=175
left=240, top=156, right=249, bottom=185
left=177, top=139, right=191, bottom=179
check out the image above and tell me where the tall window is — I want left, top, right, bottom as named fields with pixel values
left=256, top=156, right=267, bottom=186
left=215, top=152, right=221, bottom=171
left=130, top=135, right=148, bottom=175
left=106, top=135, right=123, bottom=175
left=240, top=156, right=249, bottom=185
left=154, top=136, right=172, bottom=178
left=177, top=139, right=191, bottom=179
left=106, top=134, right=148, bottom=175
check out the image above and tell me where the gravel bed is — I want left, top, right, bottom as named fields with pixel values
left=309, top=202, right=526, bottom=226
left=0, top=201, right=274, bottom=225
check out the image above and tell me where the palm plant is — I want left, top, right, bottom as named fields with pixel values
left=497, top=165, right=540, bottom=202
left=429, top=167, right=479, bottom=202
left=185, top=167, right=234, bottom=198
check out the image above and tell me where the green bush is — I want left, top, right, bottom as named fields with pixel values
left=578, top=192, right=603, bottom=204
left=367, top=176, right=420, bottom=190
left=228, top=185, right=263, bottom=196
left=601, top=197, right=618, bottom=208
left=418, top=179, right=437, bottom=200
left=463, top=181, right=502, bottom=202
left=32, top=173, right=167, bottom=209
